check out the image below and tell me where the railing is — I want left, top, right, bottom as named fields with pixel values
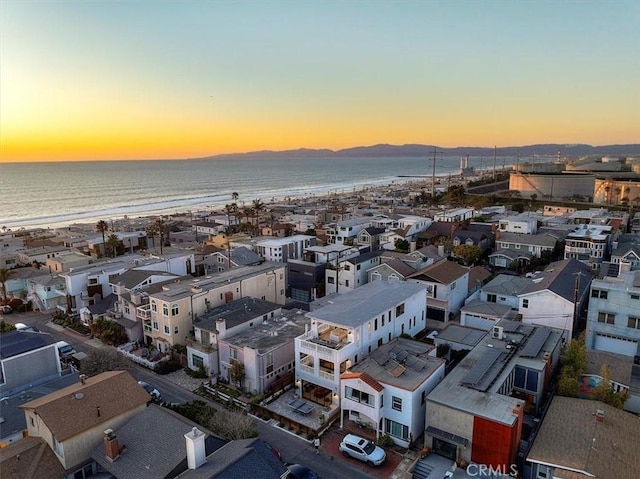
left=319, top=369, right=334, bottom=381
left=300, top=364, right=314, bottom=375
left=137, top=304, right=151, bottom=320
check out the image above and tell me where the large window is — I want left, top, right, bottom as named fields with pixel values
left=345, top=386, right=374, bottom=407
left=385, top=419, right=409, bottom=440
left=598, top=312, right=615, bottom=324
left=162, top=304, right=169, bottom=316
left=514, top=366, right=539, bottom=393
left=192, top=354, right=204, bottom=369
left=171, top=304, right=179, bottom=316
left=396, top=303, right=405, bottom=316
left=592, top=289, right=608, bottom=299
left=628, top=316, right=640, bottom=329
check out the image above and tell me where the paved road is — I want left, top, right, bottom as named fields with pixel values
left=4, top=311, right=388, bottom=479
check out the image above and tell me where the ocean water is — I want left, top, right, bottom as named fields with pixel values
left=0, top=155, right=545, bottom=230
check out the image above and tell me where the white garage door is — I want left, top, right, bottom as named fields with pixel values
left=594, top=333, right=638, bottom=357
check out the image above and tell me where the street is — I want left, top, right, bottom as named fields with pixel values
left=3, top=311, right=384, bottom=479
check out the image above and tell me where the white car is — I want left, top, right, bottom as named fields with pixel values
left=339, top=434, right=386, bottom=467
left=138, top=380, right=162, bottom=402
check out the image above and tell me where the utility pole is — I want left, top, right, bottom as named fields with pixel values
left=573, top=271, right=584, bottom=334
left=493, top=146, right=498, bottom=193
left=432, top=146, right=437, bottom=204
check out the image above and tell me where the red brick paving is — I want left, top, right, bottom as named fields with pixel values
left=319, top=424, right=404, bottom=478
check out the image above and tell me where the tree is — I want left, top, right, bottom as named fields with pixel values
left=394, top=238, right=410, bottom=253
left=145, top=223, right=159, bottom=251
left=592, top=364, right=628, bottom=409
left=0, top=268, right=14, bottom=305
left=209, top=409, right=257, bottom=440
left=155, top=217, right=167, bottom=254
left=251, top=199, right=264, bottom=236
left=96, top=220, right=109, bottom=258
left=453, top=244, right=483, bottom=266
left=224, top=204, right=235, bottom=234
left=1, top=320, right=16, bottom=333
left=231, top=191, right=239, bottom=204
left=80, top=348, right=131, bottom=377
left=90, top=317, right=128, bottom=345
left=106, top=233, right=122, bottom=258
left=557, top=332, right=587, bottom=398
left=229, top=361, right=245, bottom=388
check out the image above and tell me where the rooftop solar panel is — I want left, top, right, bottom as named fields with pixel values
left=461, top=348, right=504, bottom=386
left=520, top=327, right=552, bottom=358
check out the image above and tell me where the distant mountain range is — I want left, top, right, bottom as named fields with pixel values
left=199, top=143, right=640, bottom=160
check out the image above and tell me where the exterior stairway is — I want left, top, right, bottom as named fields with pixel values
left=411, top=458, right=434, bottom=479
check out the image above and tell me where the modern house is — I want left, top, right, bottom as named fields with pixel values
left=425, top=319, right=563, bottom=470
left=325, top=249, right=383, bottom=295
left=564, top=224, right=613, bottom=274
left=254, top=234, right=316, bottom=263
left=525, top=397, right=640, bottom=479
left=0, top=330, right=61, bottom=396
left=498, top=213, right=538, bottom=235
left=325, top=217, right=373, bottom=245
left=202, top=246, right=261, bottom=274
left=340, top=338, right=445, bottom=447
left=295, top=281, right=428, bottom=410
left=433, top=208, right=474, bottom=223
left=586, top=270, right=640, bottom=357
left=20, top=371, right=150, bottom=477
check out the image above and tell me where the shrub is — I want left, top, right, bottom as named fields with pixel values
left=185, top=365, right=208, bottom=379
left=377, top=434, right=395, bottom=447
left=155, top=360, right=183, bottom=375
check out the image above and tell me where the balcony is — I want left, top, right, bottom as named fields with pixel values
left=137, top=304, right=151, bottom=320
left=186, top=338, right=217, bottom=354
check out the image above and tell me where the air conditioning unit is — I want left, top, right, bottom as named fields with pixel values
left=492, top=326, right=504, bottom=340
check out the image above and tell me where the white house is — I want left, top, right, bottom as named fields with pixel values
left=498, top=213, right=538, bottom=234
left=325, top=249, right=383, bottom=295
left=325, top=217, right=373, bottom=245
left=564, top=224, right=612, bottom=274
left=434, top=208, right=474, bottom=223
left=295, top=281, right=428, bottom=410
left=340, top=338, right=445, bottom=447
left=255, top=235, right=316, bottom=263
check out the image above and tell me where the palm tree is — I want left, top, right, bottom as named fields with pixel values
left=224, top=204, right=235, bottom=234
left=0, top=268, right=14, bottom=305
left=145, top=223, right=159, bottom=251
left=106, top=234, right=121, bottom=258
left=252, top=198, right=264, bottom=236
left=231, top=192, right=239, bottom=204
left=155, top=217, right=167, bottom=254
left=96, top=220, right=109, bottom=258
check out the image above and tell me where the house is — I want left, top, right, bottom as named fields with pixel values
left=45, top=251, right=94, bottom=273
left=601, top=234, right=640, bottom=278
left=0, top=330, right=61, bottom=396
left=461, top=274, right=532, bottom=330
left=451, top=223, right=495, bottom=253
left=186, top=297, right=287, bottom=381
left=20, top=371, right=150, bottom=476
left=564, top=223, right=613, bottom=274
left=433, top=208, right=474, bottom=223
left=295, top=281, right=428, bottom=411
left=493, top=232, right=558, bottom=260
left=195, top=221, right=223, bottom=241
left=17, top=245, right=70, bottom=267
left=497, top=213, right=538, bottom=234
left=340, top=338, right=445, bottom=448
left=406, top=260, right=470, bottom=322
left=488, top=249, right=534, bottom=270
left=368, top=258, right=417, bottom=283
left=0, top=436, right=67, bottom=479
left=27, top=272, right=68, bottom=312
left=432, top=324, right=487, bottom=353
left=325, top=249, right=383, bottom=295
left=325, top=217, right=373, bottom=245
left=218, top=308, right=309, bottom=394
left=254, top=234, right=316, bottom=262
left=425, top=319, right=563, bottom=470
left=525, top=397, right=640, bottom=479
left=203, top=247, right=261, bottom=274
left=91, top=405, right=227, bottom=479
left=129, top=262, right=286, bottom=352
left=584, top=350, right=640, bottom=414
left=586, top=270, right=640, bottom=358
left=355, top=226, right=386, bottom=250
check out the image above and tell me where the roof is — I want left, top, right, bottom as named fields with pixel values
left=519, top=259, right=592, bottom=301
left=482, top=274, right=533, bottom=296
left=0, top=330, right=55, bottom=360
left=496, top=232, right=558, bottom=247
left=340, top=371, right=384, bottom=392
left=308, top=280, right=426, bottom=328
left=435, top=324, right=487, bottom=347
left=461, top=299, right=514, bottom=320
left=19, top=371, right=150, bottom=441
left=488, top=249, right=534, bottom=261
left=177, top=437, right=287, bottom=479
left=346, top=249, right=383, bottom=265
left=407, top=259, right=469, bottom=285
left=91, top=405, right=227, bottom=479
left=585, top=350, right=633, bottom=385
left=0, top=436, right=66, bottom=479
left=375, top=258, right=416, bottom=278
left=346, top=338, right=443, bottom=392
left=196, top=297, right=281, bottom=332
left=527, top=396, right=640, bottom=479
left=467, top=266, right=491, bottom=290
left=112, top=269, right=178, bottom=289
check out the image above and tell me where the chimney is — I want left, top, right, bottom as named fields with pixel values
left=437, top=244, right=445, bottom=257
left=185, top=427, right=206, bottom=469
left=79, top=374, right=87, bottom=384
left=103, top=429, right=120, bottom=461
left=596, top=409, right=605, bottom=423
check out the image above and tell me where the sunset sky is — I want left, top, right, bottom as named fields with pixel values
left=1, top=1, right=638, bottom=163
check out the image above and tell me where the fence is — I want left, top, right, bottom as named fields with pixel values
left=118, top=342, right=168, bottom=370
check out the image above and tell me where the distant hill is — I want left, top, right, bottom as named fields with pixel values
left=197, top=143, right=640, bottom=160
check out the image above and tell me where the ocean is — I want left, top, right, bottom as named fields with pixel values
left=0, top=155, right=547, bottom=230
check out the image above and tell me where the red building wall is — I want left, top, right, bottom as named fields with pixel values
left=471, top=405, right=523, bottom=469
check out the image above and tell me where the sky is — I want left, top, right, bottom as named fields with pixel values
left=1, top=1, right=638, bottom=163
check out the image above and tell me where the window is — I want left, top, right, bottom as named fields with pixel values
left=631, top=294, right=640, bottom=300
left=345, top=386, right=374, bottom=407
left=230, top=347, right=238, bottom=363
left=164, top=325, right=170, bottom=334
left=153, top=321, right=159, bottom=330
left=396, top=303, right=405, bottom=316
left=192, top=354, right=204, bottom=369
left=598, top=312, right=615, bottom=324
left=514, top=366, right=539, bottom=393
left=124, top=304, right=130, bottom=315
left=392, top=396, right=402, bottom=411
left=344, top=264, right=351, bottom=271
left=522, top=299, right=529, bottom=309
left=345, top=280, right=350, bottom=287
left=451, top=281, right=456, bottom=290
left=385, top=419, right=409, bottom=440
left=592, top=289, right=608, bottom=299
left=162, top=304, right=169, bottom=316
left=328, top=277, right=335, bottom=284
left=171, top=304, right=179, bottom=316
left=174, top=325, right=179, bottom=334
left=53, top=437, right=64, bottom=457
left=487, top=294, right=497, bottom=303
left=627, top=317, right=640, bottom=329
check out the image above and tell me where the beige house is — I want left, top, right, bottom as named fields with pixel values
left=20, top=371, right=150, bottom=476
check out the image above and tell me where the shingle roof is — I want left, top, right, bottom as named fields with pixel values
left=379, top=258, right=416, bottom=278
left=407, top=260, right=468, bottom=285
left=112, top=269, right=177, bottom=289
left=496, top=232, right=558, bottom=247
left=91, top=405, right=227, bottom=479
left=0, top=436, right=66, bottom=479
left=527, top=396, right=640, bottom=479
left=197, top=297, right=281, bottom=332
left=340, top=371, right=384, bottom=392
left=20, top=371, right=150, bottom=441
left=519, top=259, right=592, bottom=301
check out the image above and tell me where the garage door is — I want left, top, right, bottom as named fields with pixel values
left=594, top=333, right=638, bottom=357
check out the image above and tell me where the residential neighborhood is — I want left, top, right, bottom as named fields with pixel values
left=1, top=182, right=640, bottom=479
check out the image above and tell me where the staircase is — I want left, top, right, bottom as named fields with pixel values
left=411, top=458, right=434, bottom=479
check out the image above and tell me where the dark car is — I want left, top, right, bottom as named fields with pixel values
left=282, top=464, right=320, bottom=479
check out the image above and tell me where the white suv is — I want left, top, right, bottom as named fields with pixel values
left=338, top=434, right=386, bottom=467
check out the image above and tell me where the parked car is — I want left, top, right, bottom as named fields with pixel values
left=2, top=305, right=13, bottom=314
left=15, top=322, right=39, bottom=332
left=281, top=464, right=320, bottom=479
left=55, top=340, right=76, bottom=358
left=138, top=380, right=162, bottom=402
left=339, top=434, right=386, bottom=467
